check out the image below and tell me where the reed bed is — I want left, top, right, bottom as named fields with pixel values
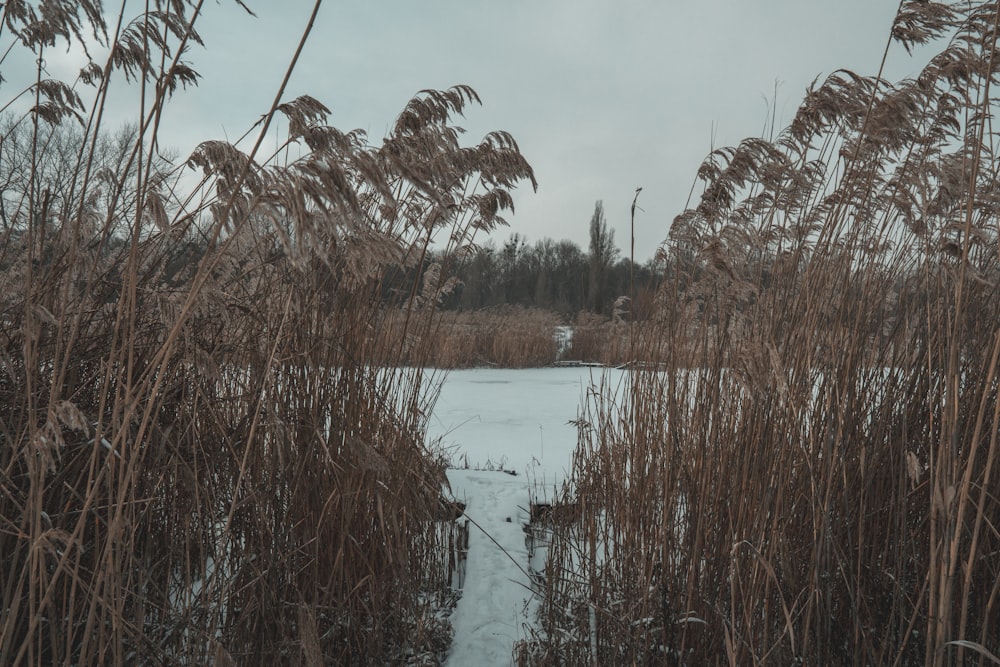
left=521, top=3, right=1000, bottom=665
left=0, top=2, right=534, bottom=664
left=562, top=312, right=622, bottom=365
left=565, top=312, right=703, bottom=368
left=380, top=306, right=562, bottom=368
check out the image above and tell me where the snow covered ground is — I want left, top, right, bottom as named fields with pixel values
left=441, top=469, right=532, bottom=666
left=428, top=367, right=626, bottom=485
left=428, top=367, right=624, bottom=666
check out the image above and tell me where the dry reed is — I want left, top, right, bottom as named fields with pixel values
left=0, top=2, right=534, bottom=664
left=520, top=3, right=1000, bottom=665
left=379, top=306, right=562, bottom=368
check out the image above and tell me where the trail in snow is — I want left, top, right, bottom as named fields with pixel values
left=444, top=469, right=532, bottom=666
left=429, top=367, right=625, bottom=666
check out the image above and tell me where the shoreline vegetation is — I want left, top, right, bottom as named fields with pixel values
left=2, top=1, right=999, bottom=665
left=516, top=3, right=1000, bottom=665
left=1, top=2, right=536, bottom=663
left=377, top=307, right=675, bottom=369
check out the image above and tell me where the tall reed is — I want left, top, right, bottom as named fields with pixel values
left=380, top=306, right=562, bottom=368
left=0, top=2, right=534, bottom=664
left=522, top=3, right=1000, bottom=664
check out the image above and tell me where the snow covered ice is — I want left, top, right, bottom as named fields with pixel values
left=442, top=469, right=532, bottom=666
left=428, top=367, right=624, bottom=666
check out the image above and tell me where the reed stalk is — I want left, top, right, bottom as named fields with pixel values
left=0, top=3, right=534, bottom=663
left=521, top=3, right=1000, bottom=664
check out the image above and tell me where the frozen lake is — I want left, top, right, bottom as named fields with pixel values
left=427, top=366, right=626, bottom=666
left=427, top=366, right=627, bottom=488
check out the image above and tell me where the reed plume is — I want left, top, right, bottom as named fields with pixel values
left=522, top=3, right=1000, bottom=664
left=0, top=2, right=534, bottom=663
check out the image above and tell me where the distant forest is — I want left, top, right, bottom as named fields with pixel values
left=389, top=201, right=665, bottom=318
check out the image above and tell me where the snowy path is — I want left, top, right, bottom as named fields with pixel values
left=428, top=367, right=625, bottom=666
left=444, top=470, right=533, bottom=666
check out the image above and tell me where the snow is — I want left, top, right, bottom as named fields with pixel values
left=428, top=367, right=625, bottom=666
left=442, top=469, right=532, bottom=666
left=429, top=367, right=624, bottom=483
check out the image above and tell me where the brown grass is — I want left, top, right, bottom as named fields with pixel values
left=520, top=3, right=1000, bottom=665
left=0, top=3, right=534, bottom=664
left=566, top=311, right=703, bottom=368
left=379, top=306, right=562, bottom=368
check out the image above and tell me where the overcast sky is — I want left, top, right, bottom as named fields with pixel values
left=20, top=1, right=928, bottom=260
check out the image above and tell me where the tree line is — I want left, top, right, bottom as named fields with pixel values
left=397, top=201, right=665, bottom=319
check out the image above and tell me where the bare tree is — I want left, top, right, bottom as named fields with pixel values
left=587, top=200, right=617, bottom=314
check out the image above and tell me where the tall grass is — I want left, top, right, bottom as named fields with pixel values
left=522, top=3, right=1000, bottom=665
left=0, top=2, right=534, bottom=664
left=379, top=306, right=562, bottom=368
left=565, top=311, right=697, bottom=367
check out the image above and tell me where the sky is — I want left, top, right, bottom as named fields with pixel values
left=9, top=1, right=930, bottom=261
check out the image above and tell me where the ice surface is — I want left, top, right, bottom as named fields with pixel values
left=430, top=367, right=624, bottom=666
left=428, top=367, right=625, bottom=484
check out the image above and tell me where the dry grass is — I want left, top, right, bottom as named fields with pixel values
left=379, top=306, right=562, bottom=368
left=520, top=3, right=1000, bottom=665
left=0, top=3, right=534, bottom=664
left=566, top=311, right=703, bottom=368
